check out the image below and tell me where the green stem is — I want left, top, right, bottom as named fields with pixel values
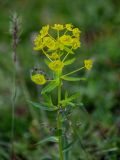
left=61, top=66, right=85, bottom=78
left=62, top=52, right=70, bottom=62
left=57, top=79, right=64, bottom=160
left=42, top=49, right=52, bottom=61
left=57, top=30, right=60, bottom=39
left=48, top=33, right=56, bottom=41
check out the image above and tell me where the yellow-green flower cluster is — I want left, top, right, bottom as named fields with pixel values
left=84, top=60, right=93, bottom=70
left=33, top=24, right=81, bottom=72
left=31, top=74, right=46, bottom=85
left=31, top=24, right=93, bottom=85
left=49, top=52, right=60, bottom=60
left=49, top=60, right=64, bottom=72
left=52, top=24, right=64, bottom=30
left=33, top=24, right=81, bottom=52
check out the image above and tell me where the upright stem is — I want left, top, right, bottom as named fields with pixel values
left=57, top=79, right=64, bottom=160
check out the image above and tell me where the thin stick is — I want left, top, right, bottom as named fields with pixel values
left=61, top=67, right=85, bottom=78
left=62, top=52, right=70, bottom=62
left=10, top=12, right=19, bottom=160
left=42, top=49, right=52, bottom=62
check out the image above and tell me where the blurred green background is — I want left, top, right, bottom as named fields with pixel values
left=0, top=0, right=120, bottom=159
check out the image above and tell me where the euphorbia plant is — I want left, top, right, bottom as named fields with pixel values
left=30, top=24, right=93, bottom=159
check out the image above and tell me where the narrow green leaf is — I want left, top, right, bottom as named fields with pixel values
left=65, top=93, right=79, bottom=102
left=62, top=76, right=86, bottom=81
left=36, top=136, right=58, bottom=145
left=28, top=101, right=57, bottom=111
left=41, top=79, right=59, bottom=94
left=60, top=93, right=80, bottom=106
left=68, top=102, right=76, bottom=107
left=63, top=139, right=77, bottom=153
left=43, top=94, right=53, bottom=106
left=64, top=58, right=76, bottom=65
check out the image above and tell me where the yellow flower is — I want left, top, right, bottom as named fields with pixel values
left=72, top=38, right=81, bottom=49
left=33, top=24, right=82, bottom=55
left=84, top=59, right=93, bottom=70
left=55, top=41, right=64, bottom=50
left=49, top=52, right=60, bottom=60
left=59, top=35, right=72, bottom=46
left=43, top=36, right=56, bottom=50
left=33, top=35, right=44, bottom=51
left=52, top=24, right=64, bottom=30
left=48, top=60, right=64, bottom=72
left=72, top=28, right=81, bottom=37
left=65, top=24, right=73, bottom=31
left=31, top=74, right=46, bottom=85
left=40, top=25, right=49, bottom=37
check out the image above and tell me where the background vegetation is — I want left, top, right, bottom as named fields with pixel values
left=0, top=0, right=120, bottom=159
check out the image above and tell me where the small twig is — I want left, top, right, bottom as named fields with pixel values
left=10, top=12, right=21, bottom=160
